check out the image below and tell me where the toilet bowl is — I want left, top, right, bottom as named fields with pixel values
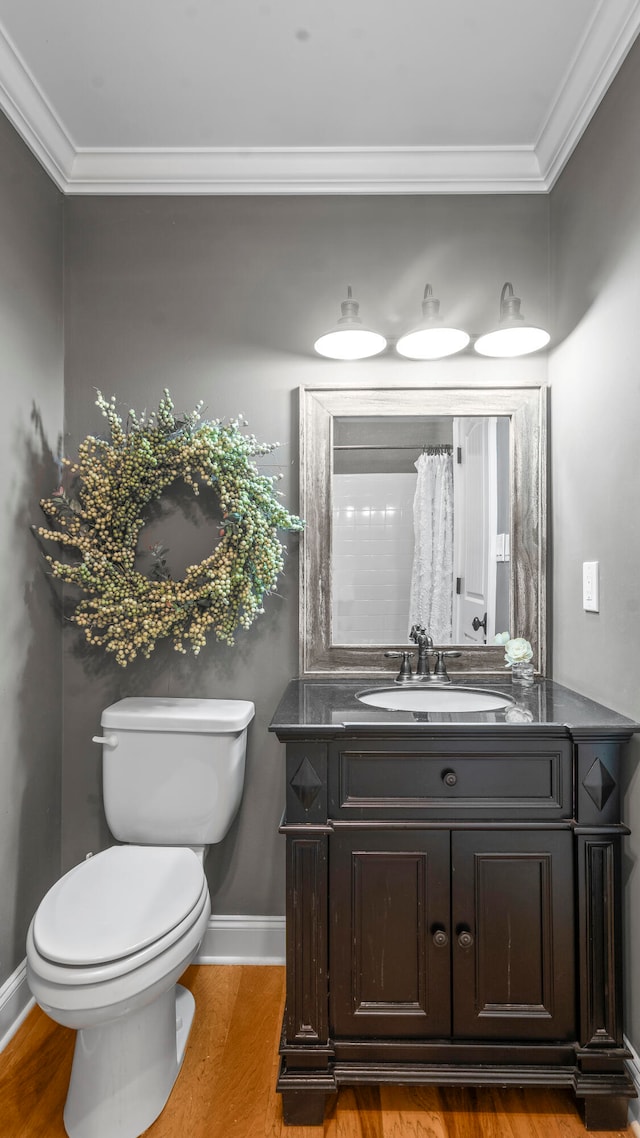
left=27, top=845, right=211, bottom=1138
left=26, top=697, right=254, bottom=1138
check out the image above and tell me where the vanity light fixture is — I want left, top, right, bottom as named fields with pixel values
left=313, top=286, right=387, bottom=360
left=396, top=283, right=470, bottom=360
left=473, top=282, right=550, bottom=358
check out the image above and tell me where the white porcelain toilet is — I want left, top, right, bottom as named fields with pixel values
left=26, top=696, right=254, bottom=1138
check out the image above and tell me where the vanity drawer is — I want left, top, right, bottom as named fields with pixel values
left=328, top=737, right=572, bottom=820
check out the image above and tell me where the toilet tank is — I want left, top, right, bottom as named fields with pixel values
left=99, top=697, right=255, bottom=845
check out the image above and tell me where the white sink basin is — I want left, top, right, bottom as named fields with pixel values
left=356, top=686, right=515, bottom=714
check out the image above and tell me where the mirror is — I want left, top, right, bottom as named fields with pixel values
left=332, top=414, right=510, bottom=647
left=300, top=384, right=547, bottom=676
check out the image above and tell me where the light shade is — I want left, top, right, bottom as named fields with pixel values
left=474, top=282, right=550, bottom=358
left=396, top=284, right=469, bottom=360
left=314, top=286, right=387, bottom=360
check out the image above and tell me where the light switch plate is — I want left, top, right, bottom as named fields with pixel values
left=583, top=561, right=600, bottom=612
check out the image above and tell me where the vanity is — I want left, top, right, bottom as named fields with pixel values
left=271, top=677, right=639, bottom=1129
left=278, top=382, right=638, bottom=1127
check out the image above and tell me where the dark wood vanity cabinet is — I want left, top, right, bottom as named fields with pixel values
left=330, top=827, right=575, bottom=1044
left=330, top=828, right=452, bottom=1039
left=274, top=723, right=636, bottom=1130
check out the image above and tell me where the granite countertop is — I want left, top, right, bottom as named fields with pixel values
left=270, top=677, right=640, bottom=738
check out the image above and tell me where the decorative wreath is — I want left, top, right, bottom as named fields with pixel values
left=36, top=390, right=303, bottom=666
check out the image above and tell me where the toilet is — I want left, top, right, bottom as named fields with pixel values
left=26, top=696, right=255, bottom=1138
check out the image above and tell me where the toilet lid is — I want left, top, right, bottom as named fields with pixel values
left=33, top=846, right=205, bottom=966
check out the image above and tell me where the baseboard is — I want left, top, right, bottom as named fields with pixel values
left=0, top=961, right=34, bottom=1053
left=0, top=918, right=284, bottom=1051
left=625, top=1035, right=640, bottom=1128
left=196, top=914, right=286, bottom=965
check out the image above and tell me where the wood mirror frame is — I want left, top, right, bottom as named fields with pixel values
left=299, top=382, right=547, bottom=677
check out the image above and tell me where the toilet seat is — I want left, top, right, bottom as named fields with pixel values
left=32, top=846, right=206, bottom=975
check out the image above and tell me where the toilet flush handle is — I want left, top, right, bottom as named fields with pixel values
left=92, top=733, right=119, bottom=749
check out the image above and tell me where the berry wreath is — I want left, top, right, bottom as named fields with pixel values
left=36, top=390, right=304, bottom=667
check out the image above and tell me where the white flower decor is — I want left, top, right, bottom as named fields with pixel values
left=493, top=631, right=534, bottom=667
left=36, top=390, right=304, bottom=667
left=505, top=638, right=534, bottom=667
left=504, top=637, right=534, bottom=666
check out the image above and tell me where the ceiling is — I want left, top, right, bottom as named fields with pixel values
left=0, top=0, right=638, bottom=194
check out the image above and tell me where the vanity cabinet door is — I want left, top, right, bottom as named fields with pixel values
left=330, top=829, right=450, bottom=1038
left=451, top=829, right=575, bottom=1040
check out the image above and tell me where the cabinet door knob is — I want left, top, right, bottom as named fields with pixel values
left=457, top=929, right=474, bottom=948
left=442, top=769, right=457, bottom=787
left=432, top=928, right=449, bottom=947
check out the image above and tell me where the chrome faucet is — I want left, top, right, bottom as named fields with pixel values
left=409, top=624, right=434, bottom=679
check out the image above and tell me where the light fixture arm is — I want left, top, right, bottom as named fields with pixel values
left=499, top=282, right=524, bottom=324
left=337, top=285, right=362, bottom=326
left=421, top=283, right=441, bottom=321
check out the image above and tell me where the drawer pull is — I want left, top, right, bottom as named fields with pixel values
left=457, top=929, right=474, bottom=949
left=442, top=769, right=458, bottom=788
left=432, top=928, right=449, bottom=948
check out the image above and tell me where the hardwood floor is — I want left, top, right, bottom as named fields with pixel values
left=0, top=965, right=631, bottom=1137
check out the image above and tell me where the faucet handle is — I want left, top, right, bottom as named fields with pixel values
left=433, top=650, right=461, bottom=683
left=384, top=650, right=414, bottom=683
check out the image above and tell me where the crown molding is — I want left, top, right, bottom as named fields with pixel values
left=0, top=1, right=638, bottom=194
left=0, top=22, right=75, bottom=188
left=536, top=0, right=640, bottom=187
left=64, top=145, right=544, bottom=195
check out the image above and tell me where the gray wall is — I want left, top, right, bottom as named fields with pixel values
left=549, top=36, right=640, bottom=1064
left=0, top=113, right=63, bottom=988
left=62, top=193, right=549, bottom=912
left=6, top=33, right=640, bottom=1064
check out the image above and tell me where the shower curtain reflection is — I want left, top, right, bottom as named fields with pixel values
left=408, top=449, right=454, bottom=642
